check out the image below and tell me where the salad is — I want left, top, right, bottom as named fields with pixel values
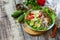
left=25, top=7, right=56, bottom=31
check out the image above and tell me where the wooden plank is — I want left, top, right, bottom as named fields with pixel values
left=42, top=32, right=49, bottom=40
left=30, top=36, right=39, bottom=40
left=0, top=8, right=8, bottom=40
left=55, top=35, right=60, bottom=40
left=21, top=24, right=32, bottom=40
left=1, top=0, right=24, bottom=40
left=0, top=21, right=4, bottom=40
left=21, top=24, right=37, bottom=40
left=15, top=0, right=25, bottom=4
left=0, top=6, right=13, bottom=40
left=0, top=7, right=5, bottom=40
left=38, top=36, right=45, bottom=40
left=55, top=28, right=60, bottom=40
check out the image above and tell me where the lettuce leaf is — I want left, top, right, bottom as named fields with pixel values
left=42, top=7, right=56, bottom=23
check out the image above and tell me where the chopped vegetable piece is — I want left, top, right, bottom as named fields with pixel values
left=26, top=14, right=34, bottom=20
left=30, top=21, right=34, bottom=26
left=17, top=14, right=24, bottom=22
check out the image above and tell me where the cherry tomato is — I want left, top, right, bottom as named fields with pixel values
left=26, top=15, right=34, bottom=20
left=26, top=12, right=35, bottom=20
left=30, top=15, right=34, bottom=18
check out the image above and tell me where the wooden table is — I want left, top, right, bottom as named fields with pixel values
left=0, top=0, right=60, bottom=40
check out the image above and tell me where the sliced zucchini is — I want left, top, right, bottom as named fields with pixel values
left=17, top=14, right=24, bottom=22
left=11, top=10, right=24, bottom=18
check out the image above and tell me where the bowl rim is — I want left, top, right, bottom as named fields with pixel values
left=25, top=21, right=55, bottom=31
left=24, top=7, right=56, bottom=31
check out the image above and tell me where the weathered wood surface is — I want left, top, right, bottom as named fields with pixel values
left=0, top=0, right=60, bottom=40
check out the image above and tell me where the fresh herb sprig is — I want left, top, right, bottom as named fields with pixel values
left=24, top=0, right=42, bottom=10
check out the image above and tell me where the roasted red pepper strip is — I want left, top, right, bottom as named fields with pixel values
left=50, top=25, right=58, bottom=38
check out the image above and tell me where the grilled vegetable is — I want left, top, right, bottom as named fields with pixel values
left=17, top=14, right=24, bottom=22
left=11, top=10, right=24, bottom=18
